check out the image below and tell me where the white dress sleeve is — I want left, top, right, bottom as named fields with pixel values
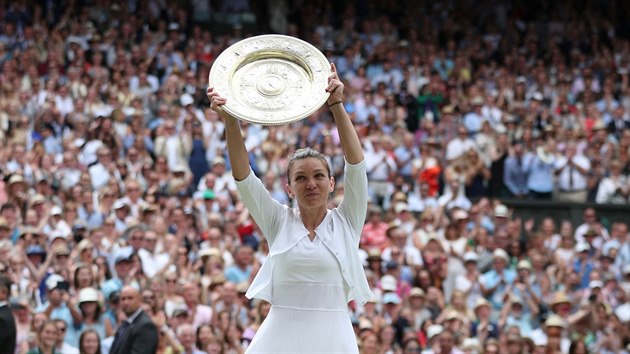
left=337, top=160, right=368, bottom=243
left=235, top=169, right=286, bottom=245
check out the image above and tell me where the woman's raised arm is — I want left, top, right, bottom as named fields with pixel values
left=207, top=87, right=250, bottom=181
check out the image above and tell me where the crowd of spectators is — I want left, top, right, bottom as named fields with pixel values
left=0, top=0, right=630, bottom=353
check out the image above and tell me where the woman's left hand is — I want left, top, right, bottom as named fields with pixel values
left=326, top=63, right=344, bottom=105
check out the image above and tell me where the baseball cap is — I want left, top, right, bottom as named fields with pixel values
left=26, top=245, right=46, bottom=256
left=382, top=292, right=401, bottom=305
left=213, top=156, right=226, bottom=166
left=202, top=190, right=215, bottom=200
left=112, top=199, right=129, bottom=210
left=494, top=204, right=509, bottom=218
left=45, top=274, right=68, bottom=291
left=49, top=206, right=63, bottom=216
left=170, top=303, right=189, bottom=318
left=517, top=259, right=532, bottom=270
left=114, top=248, right=133, bottom=264
left=409, top=287, right=425, bottom=297
left=426, top=324, right=443, bottom=340
left=589, top=280, right=603, bottom=290
left=463, top=251, right=479, bottom=263
left=179, top=93, right=194, bottom=106
left=380, top=275, right=397, bottom=292
left=575, top=241, right=590, bottom=253
left=492, top=248, right=509, bottom=261
left=48, top=230, right=68, bottom=243
left=452, top=209, right=469, bottom=220
left=394, top=202, right=408, bottom=213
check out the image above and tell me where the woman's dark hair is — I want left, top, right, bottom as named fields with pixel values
left=79, top=299, right=102, bottom=321
left=196, top=324, right=213, bottom=350
left=94, top=256, right=112, bottom=281
left=568, top=339, right=589, bottom=354
left=286, top=147, right=331, bottom=182
left=79, top=328, right=102, bottom=354
left=402, top=337, right=421, bottom=350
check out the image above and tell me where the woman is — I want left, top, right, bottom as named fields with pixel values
left=27, top=320, right=59, bottom=354
left=207, top=63, right=371, bottom=353
left=73, top=263, right=96, bottom=291
left=67, top=287, right=111, bottom=347
left=463, top=148, right=490, bottom=198
left=196, top=324, right=215, bottom=352
left=78, top=329, right=102, bottom=354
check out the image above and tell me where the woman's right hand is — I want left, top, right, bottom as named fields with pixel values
left=207, top=87, right=230, bottom=119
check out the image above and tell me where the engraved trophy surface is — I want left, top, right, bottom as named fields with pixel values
left=209, top=35, right=331, bottom=126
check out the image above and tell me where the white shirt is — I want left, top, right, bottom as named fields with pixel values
left=89, top=163, right=111, bottom=191
left=596, top=175, right=628, bottom=204
left=381, top=245, right=423, bottom=266
left=554, top=155, right=590, bottom=191
left=445, top=137, right=476, bottom=161
left=138, top=248, right=170, bottom=278
left=365, top=149, right=396, bottom=181
left=57, top=342, right=80, bottom=354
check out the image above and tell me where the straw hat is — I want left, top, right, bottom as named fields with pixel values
left=550, top=292, right=571, bottom=307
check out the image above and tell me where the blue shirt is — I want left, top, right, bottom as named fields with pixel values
left=463, top=111, right=485, bottom=134
left=526, top=155, right=555, bottom=193
left=393, top=146, right=418, bottom=177
left=480, top=268, right=517, bottom=310
left=224, top=265, right=252, bottom=284
left=503, top=154, right=530, bottom=196
left=36, top=302, right=75, bottom=343
left=573, top=258, right=594, bottom=290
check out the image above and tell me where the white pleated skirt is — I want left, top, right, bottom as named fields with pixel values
left=245, top=305, right=358, bottom=353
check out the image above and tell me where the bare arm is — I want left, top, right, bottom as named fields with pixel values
left=207, top=87, right=250, bottom=181
left=327, top=63, right=363, bottom=164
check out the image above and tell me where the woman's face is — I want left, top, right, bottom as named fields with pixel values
left=40, top=323, right=58, bottom=347
left=445, top=225, right=458, bottom=239
left=197, top=326, right=213, bottom=346
left=82, top=332, right=100, bottom=354
left=76, top=267, right=93, bottom=287
left=206, top=342, right=222, bottom=354
left=380, top=326, right=395, bottom=343
left=361, top=333, right=378, bottom=352
left=452, top=292, right=465, bottom=307
left=32, top=313, right=47, bottom=330
left=286, top=157, right=333, bottom=211
left=81, top=301, right=98, bottom=315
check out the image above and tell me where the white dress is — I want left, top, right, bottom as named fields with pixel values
left=246, top=235, right=358, bottom=353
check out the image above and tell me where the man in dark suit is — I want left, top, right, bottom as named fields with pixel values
left=0, top=275, right=16, bottom=354
left=109, top=285, right=158, bottom=354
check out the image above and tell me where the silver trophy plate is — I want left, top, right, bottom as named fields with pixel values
left=209, top=35, right=331, bottom=126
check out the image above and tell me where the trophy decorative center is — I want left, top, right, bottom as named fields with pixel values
left=257, top=75, right=285, bottom=96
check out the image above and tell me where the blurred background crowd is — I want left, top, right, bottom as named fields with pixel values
left=0, top=0, right=629, bottom=353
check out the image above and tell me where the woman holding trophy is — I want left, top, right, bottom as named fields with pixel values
left=207, top=61, right=371, bottom=352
